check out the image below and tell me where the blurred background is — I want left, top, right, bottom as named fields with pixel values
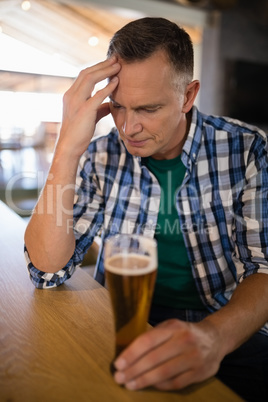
left=0, top=0, right=267, bottom=218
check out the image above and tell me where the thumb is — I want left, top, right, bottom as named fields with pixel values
left=96, top=102, right=111, bottom=123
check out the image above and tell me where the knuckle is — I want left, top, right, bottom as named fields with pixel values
left=77, top=68, right=95, bottom=86
left=167, top=319, right=180, bottom=327
left=158, top=364, right=173, bottom=379
left=164, top=318, right=185, bottom=331
left=63, top=90, right=70, bottom=103
left=156, top=375, right=185, bottom=391
left=78, top=67, right=90, bottom=78
left=135, top=376, right=149, bottom=389
left=172, top=375, right=191, bottom=389
left=142, top=334, right=155, bottom=349
left=184, top=330, right=196, bottom=345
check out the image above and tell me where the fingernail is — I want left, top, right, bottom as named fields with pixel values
left=114, top=372, right=125, bottom=384
left=114, top=357, right=127, bottom=370
left=125, top=380, right=137, bottom=391
left=111, top=76, right=118, bottom=83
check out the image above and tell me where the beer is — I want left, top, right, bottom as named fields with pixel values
left=105, top=253, right=157, bottom=357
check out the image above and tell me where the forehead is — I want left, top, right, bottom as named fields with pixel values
left=112, top=51, right=175, bottom=105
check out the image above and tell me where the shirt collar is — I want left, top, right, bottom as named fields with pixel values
left=181, top=105, right=203, bottom=169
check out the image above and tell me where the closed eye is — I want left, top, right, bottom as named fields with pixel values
left=110, top=100, right=123, bottom=110
left=142, top=108, right=160, bottom=114
left=109, top=97, right=162, bottom=113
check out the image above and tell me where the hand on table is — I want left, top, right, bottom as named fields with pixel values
left=113, top=318, right=223, bottom=391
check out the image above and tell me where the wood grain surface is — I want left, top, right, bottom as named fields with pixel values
left=0, top=201, right=243, bottom=401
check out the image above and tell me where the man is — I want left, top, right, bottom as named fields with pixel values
left=25, top=17, right=268, bottom=401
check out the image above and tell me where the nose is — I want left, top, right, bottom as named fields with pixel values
left=121, top=111, right=142, bottom=137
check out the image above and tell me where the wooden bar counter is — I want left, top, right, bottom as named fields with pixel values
left=0, top=201, right=243, bottom=401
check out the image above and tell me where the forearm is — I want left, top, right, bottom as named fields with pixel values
left=201, top=272, right=268, bottom=359
left=25, top=147, right=80, bottom=272
left=25, top=58, right=120, bottom=273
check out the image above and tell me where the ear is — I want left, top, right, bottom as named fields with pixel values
left=182, top=80, right=200, bottom=113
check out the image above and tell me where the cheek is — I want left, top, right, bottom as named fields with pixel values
left=150, top=116, right=169, bottom=135
left=149, top=116, right=177, bottom=143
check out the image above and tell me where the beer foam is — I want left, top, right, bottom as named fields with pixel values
left=105, top=253, right=156, bottom=276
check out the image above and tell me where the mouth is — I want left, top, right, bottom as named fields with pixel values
left=126, top=139, right=149, bottom=148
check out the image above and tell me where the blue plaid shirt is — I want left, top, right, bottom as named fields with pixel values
left=25, top=106, right=268, bottom=334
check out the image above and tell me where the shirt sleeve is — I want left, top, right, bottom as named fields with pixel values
left=25, top=147, right=105, bottom=289
left=234, top=131, right=268, bottom=280
left=24, top=245, right=77, bottom=289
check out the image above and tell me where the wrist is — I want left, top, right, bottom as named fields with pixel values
left=54, top=139, right=81, bottom=162
left=197, top=315, right=230, bottom=361
left=45, top=144, right=81, bottom=188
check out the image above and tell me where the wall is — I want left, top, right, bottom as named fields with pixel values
left=199, top=0, right=268, bottom=128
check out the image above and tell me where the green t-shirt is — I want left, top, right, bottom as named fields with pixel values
left=145, top=155, right=204, bottom=309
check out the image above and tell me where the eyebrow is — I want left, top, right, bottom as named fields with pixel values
left=109, top=96, right=164, bottom=110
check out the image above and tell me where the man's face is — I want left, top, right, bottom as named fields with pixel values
left=109, top=50, right=187, bottom=160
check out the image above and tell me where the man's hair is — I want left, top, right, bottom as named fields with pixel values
left=107, top=17, right=194, bottom=89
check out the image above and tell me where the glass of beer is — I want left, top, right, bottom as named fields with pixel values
left=104, top=234, right=157, bottom=364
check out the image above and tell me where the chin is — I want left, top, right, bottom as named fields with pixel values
left=127, top=148, right=151, bottom=158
